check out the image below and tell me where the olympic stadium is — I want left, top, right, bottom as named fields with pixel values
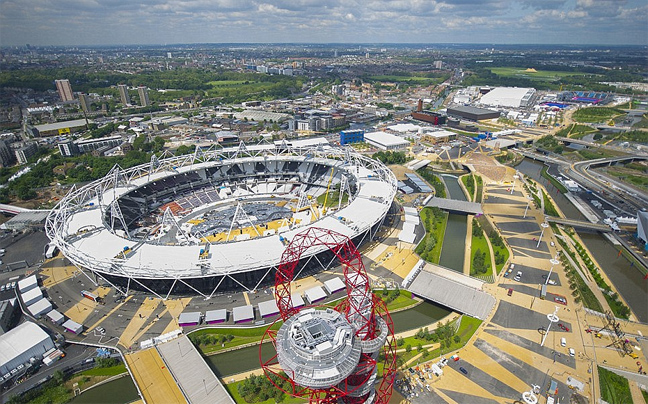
left=45, top=141, right=397, bottom=298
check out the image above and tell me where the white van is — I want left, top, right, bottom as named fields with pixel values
left=568, top=348, right=575, bottom=357
left=560, top=338, right=566, bottom=347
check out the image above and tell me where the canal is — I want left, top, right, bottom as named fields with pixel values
left=516, top=158, right=648, bottom=322
left=206, top=300, right=452, bottom=377
left=68, top=375, right=139, bottom=404
left=438, top=174, right=469, bottom=272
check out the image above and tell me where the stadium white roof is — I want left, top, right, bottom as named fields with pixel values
left=304, top=286, right=327, bottom=303
left=364, top=132, right=410, bottom=147
left=60, top=157, right=394, bottom=278
left=178, top=312, right=202, bottom=325
left=323, top=277, right=345, bottom=294
left=0, top=322, right=52, bottom=368
left=258, top=299, right=279, bottom=317
left=479, top=87, right=536, bottom=108
left=233, top=305, right=254, bottom=322
left=205, top=309, right=227, bottom=323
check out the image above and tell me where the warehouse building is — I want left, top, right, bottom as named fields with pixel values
left=364, top=132, right=409, bottom=151
left=446, top=105, right=501, bottom=121
left=479, top=87, right=537, bottom=108
left=0, top=321, right=55, bottom=375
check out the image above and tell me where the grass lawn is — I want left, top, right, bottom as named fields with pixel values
left=470, top=231, right=492, bottom=277
left=598, top=366, right=632, bottom=404
left=416, top=208, right=448, bottom=264
left=376, top=290, right=420, bottom=311
left=191, top=323, right=283, bottom=355
left=316, top=190, right=349, bottom=207
left=556, top=123, right=597, bottom=139
left=78, top=364, right=127, bottom=377
left=489, top=67, right=591, bottom=81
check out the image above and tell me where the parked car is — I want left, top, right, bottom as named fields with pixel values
left=513, top=271, right=522, bottom=282
left=507, top=288, right=513, bottom=296
left=459, top=367, right=468, bottom=375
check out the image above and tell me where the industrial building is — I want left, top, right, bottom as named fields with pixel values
left=33, top=119, right=89, bottom=137
left=421, top=129, right=456, bottom=144
left=58, top=135, right=124, bottom=157
left=479, top=87, right=537, bottom=108
left=364, top=132, right=409, bottom=150
left=0, top=321, right=55, bottom=375
left=446, top=105, right=501, bottom=121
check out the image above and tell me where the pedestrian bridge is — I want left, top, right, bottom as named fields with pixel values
left=425, top=197, right=483, bottom=215
left=545, top=216, right=612, bottom=232
left=402, top=260, right=496, bottom=320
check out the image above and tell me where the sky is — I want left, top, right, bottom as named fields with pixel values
left=1, top=0, right=647, bottom=46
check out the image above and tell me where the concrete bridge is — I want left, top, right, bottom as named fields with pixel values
left=402, top=260, right=496, bottom=320
left=425, top=197, right=483, bottom=215
left=545, top=216, right=612, bottom=232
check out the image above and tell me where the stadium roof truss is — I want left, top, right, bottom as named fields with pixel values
left=45, top=142, right=397, bottom=299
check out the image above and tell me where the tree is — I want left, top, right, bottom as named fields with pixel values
left=405, top=344, right=412, bottom=353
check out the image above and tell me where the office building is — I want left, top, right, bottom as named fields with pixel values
left=118, top=84, right=131, bottom=106
left=340, top=129, right=364, bottom=145
left=55, top=79, right=74, bottom=102
left=138, top=86, right=150, bottom=107
left=79, top=93, right=92, bottom=113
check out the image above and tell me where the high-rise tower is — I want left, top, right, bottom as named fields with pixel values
left=138, top=86, right=150, bottom=107
left=118, top=84, right=131, bottom=106
left=55, top=79, right=74, bottom=102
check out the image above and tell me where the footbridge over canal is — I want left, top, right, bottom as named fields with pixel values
left=402, top=260, right=496, bottom=320
left=425, top=197, right=483, bottom=215
left=545, top=216, right=612, bottom=232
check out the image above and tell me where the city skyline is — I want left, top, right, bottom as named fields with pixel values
left=1, top=0, right=647, bottom=47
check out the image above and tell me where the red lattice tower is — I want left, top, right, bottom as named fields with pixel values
left=260, top=227, right=397, bottom=404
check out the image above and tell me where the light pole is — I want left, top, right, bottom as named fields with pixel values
left=524, top=196, right=533, bottom=218
left=537, top=222, right=549, bottom=248
left=541, top=306, right=560, bottom=347
left=545, top=256, right=560, bottom=285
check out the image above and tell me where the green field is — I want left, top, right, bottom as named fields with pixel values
left=470, top=230, right=492, bottom=278
left=598, top=367, right=631, bottom=404
left=490, top=67, right=592, bottom=82
left=225, top=380, right=306, bottom=404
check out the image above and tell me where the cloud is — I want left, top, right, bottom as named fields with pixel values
left=0, top=0, right=646, bottom=45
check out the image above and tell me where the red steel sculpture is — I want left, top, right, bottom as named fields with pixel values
left=260, top=227, right=397, bottom=404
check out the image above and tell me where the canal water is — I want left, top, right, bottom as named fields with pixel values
left=68, top=375, right=139, bottom=404
left=206, top=300, right=452, bottom=377
left=516, top=158, right=648, bottom=322
left=438, top=175, right=469, bottom=272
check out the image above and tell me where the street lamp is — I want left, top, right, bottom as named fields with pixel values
left=537, top=222, right=549, bottom=248
left=524, top=196, right=534, bottom=219
left=545, top=256, right=560, bottom=285
left=541, top=306, right=560, bottom=347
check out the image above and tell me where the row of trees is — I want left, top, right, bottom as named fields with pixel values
left=189, top=333, right=235, bottom=347
left=371, top=150, right=408, bottom=165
